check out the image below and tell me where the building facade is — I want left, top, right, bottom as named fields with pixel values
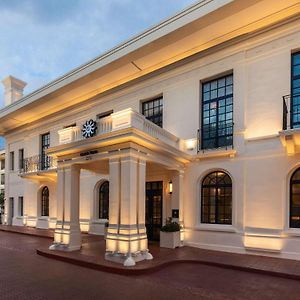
left=1, top=0, right=300, bottom=265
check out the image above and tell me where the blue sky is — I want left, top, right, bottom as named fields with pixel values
left=0, top=0, right=196, bottom=108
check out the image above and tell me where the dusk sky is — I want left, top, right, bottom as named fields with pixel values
left=0, top=0, right=196, bottom=108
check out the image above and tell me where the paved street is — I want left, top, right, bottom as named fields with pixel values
left=0, top=231, right=300, bottom=300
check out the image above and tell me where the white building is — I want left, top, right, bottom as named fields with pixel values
left=1, top=0, right=300, bottom=265
left=0, top=150, right=5, bottom=196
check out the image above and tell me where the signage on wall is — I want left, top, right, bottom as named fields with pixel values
left=82, top=119, right=97, bottom=138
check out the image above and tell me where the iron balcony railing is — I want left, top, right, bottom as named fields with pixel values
left=197, top=122, right=234, bottom=153
left=282, top=93, right=300, bottom=130
left=19, top=155, right=57, bottom=174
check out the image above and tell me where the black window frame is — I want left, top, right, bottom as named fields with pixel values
left=201, top=171, right=232, bottom=225
left=0, top=174, right=4, bottom=185
left=9, top=151, right=14, bottom=171
left=201, top=74, right=234, bottom=150
left=41, top=133, right=50, bottom=170
left=41, top=186, right=49, bottom=217
left=142, top=96, right=163, bottom=128
left=99, top=181, right=109, bottom=219
left=97, top=110, right=113, bottom=120
left=19, top=196, right=24, bottom=217
left=19, top=149, right=24, bottom=170
left=10, top=197, right=14, bottom=218
left=291, top=52, right=300, bottom=129
left=290, top=168, right=300, bottom=228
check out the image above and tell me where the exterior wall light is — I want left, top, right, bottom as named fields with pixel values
left=169, top=180, right=173, bottom=194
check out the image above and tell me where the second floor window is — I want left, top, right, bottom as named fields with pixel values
left=291, top=52, right=300, bottom=128
left=1, top=159, right=5, bottom=170
left=0, top=174, right=4, bottom=185
left=9, top=152, right=14, bottom=171
left=41, top=133, right=50, bottom=170
left=142, top=96, right=163, bottom=127
left=201, top=74, right=233, bottom=150
left=19, top=149, right=24, bottom=170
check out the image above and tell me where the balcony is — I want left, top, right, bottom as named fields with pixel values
left=196, top=122, right=236, bottom=159
left=279, top=94, right=300, bottom=155
left=19, top=155, right=57, bottom=177
left=57, top=109, right=182, bottom=150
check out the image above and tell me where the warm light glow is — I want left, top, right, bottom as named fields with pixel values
left=185, top=139, right=197, bottom=151
left=169, top=180, right=173, bottom=194
left=244, top=235, right=283, bottom=252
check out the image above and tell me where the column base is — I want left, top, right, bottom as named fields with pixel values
left=49, top=243, right=81, bottom=252
left=105, top=250, right=153, bottom=267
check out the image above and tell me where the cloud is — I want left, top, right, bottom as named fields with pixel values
left=0, top=0, right=196, bottom=108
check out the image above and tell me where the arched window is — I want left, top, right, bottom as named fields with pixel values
left=290, top=168, right=300, bottom=228
left=41, top=186, right=49, bottom=217
left=99, top=181, right=109, bottom=219
left=201, top=171, right=232, bottom=225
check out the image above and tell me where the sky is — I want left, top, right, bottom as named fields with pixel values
left=0, top=0, right=196, bottom=108
left=0, top=0, right=197, bottom=149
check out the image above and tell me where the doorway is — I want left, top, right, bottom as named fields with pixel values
left=145, top=181, right=163, bottom=241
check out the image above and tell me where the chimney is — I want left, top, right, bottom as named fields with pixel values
left=2, top=76, right=27, bottom=106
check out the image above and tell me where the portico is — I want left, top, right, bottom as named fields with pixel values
left=36, top=108, right=189, bottom=265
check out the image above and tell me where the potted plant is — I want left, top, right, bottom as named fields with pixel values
left=160, top=217, right=181, bottom=249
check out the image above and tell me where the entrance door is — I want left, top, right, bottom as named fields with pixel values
left=146, top=181, right=163, bottom=241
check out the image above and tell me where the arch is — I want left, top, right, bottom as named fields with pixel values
left=41, top=186, right=49, bottom=217
left=201, top=170, right=232, bottom=225
left=290, top=167, right=300, bottom=228
left=98, top=181, right=109, bottom=220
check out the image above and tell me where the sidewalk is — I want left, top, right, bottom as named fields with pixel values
left=1, top=225, right=300, bottom=279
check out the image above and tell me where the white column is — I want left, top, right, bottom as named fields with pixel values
left=106, top=155, right=151, bottom=266
left=50, top=165, right=81, bottom=251
left=171, top=170, right=184, bottom=243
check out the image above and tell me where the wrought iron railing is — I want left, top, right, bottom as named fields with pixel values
left=197, top=122, right=234, bottom=153
left=282, top=93, right=300, bottom=130
left=19, top=155, right=57, bottom=174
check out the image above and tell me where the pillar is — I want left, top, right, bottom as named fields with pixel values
left=105, top=155, right=152, bottom=266
left=171, top=170, right=184, bottom=243
left=49, top=165, right=81, bottom=251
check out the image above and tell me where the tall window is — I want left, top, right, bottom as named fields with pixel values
left=142, top=96, right=163, bottom=127
left=41, top=186, right=49, bottom=217
left=10, top=197, right=14, bottom=218
left=1, top=159, right=5, bottom=170
left=201, top=74, right=233, bottom=150
left=10, top=151, right=14, bottom=171
left=290, top=168, right=300, bottom=228
left=291, top=52, right=300, bottom=128
left=1, top=174, right=4, bottom=185
left=99, top=181, right=109, bottom=219
left=41, top=133, right=50, bottom=170
left=201, top=171, right=232, bottom=225
left=19, top=149, right=24, bottom=170
left=18, top=197, right=24, bottom=217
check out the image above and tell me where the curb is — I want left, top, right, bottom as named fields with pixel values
left=0, top=228, right=53, bottom=239
left=36, top=248, right=300, bottom=280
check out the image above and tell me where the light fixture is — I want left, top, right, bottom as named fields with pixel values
left=169, top=180, right=173, bottom=194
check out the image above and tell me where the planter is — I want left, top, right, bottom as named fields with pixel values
left=160, top=231, right=180, bottom=249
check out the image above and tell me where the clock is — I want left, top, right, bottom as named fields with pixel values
left=82, top=119, right=97, bottom=138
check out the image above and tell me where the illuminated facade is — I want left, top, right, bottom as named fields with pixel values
left=1, top=0, right=300, bottom=265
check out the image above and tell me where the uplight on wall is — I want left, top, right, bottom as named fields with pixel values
left=169, top=180, right=173, bottom=194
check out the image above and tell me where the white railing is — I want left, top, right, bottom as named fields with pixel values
left=57, top=109, right=182, bottom=150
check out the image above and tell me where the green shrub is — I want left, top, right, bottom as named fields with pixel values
left=161, top=217, right=180, bottom=232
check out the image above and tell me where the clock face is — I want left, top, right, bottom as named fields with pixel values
left=82, top=119, right=97, bottom=138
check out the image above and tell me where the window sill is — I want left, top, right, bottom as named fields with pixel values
left=195, top=148, right=236, bottom=160
left=283, top=229, right=300, bottom=237
left=38, top=216, right=49, bottom=220
left=193, top=224, right=236, bottom=233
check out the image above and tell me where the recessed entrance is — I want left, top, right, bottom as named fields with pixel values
left=146, top=181, right=163, bottom=241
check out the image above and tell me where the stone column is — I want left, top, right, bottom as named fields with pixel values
left=171, top=170, right=184, bottom=243
left=49, top=165, right=81, bottom=251
left=106, top=155, right=152, bottom=266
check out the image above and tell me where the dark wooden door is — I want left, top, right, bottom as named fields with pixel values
left=146, top=181, right=163, bottom=241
